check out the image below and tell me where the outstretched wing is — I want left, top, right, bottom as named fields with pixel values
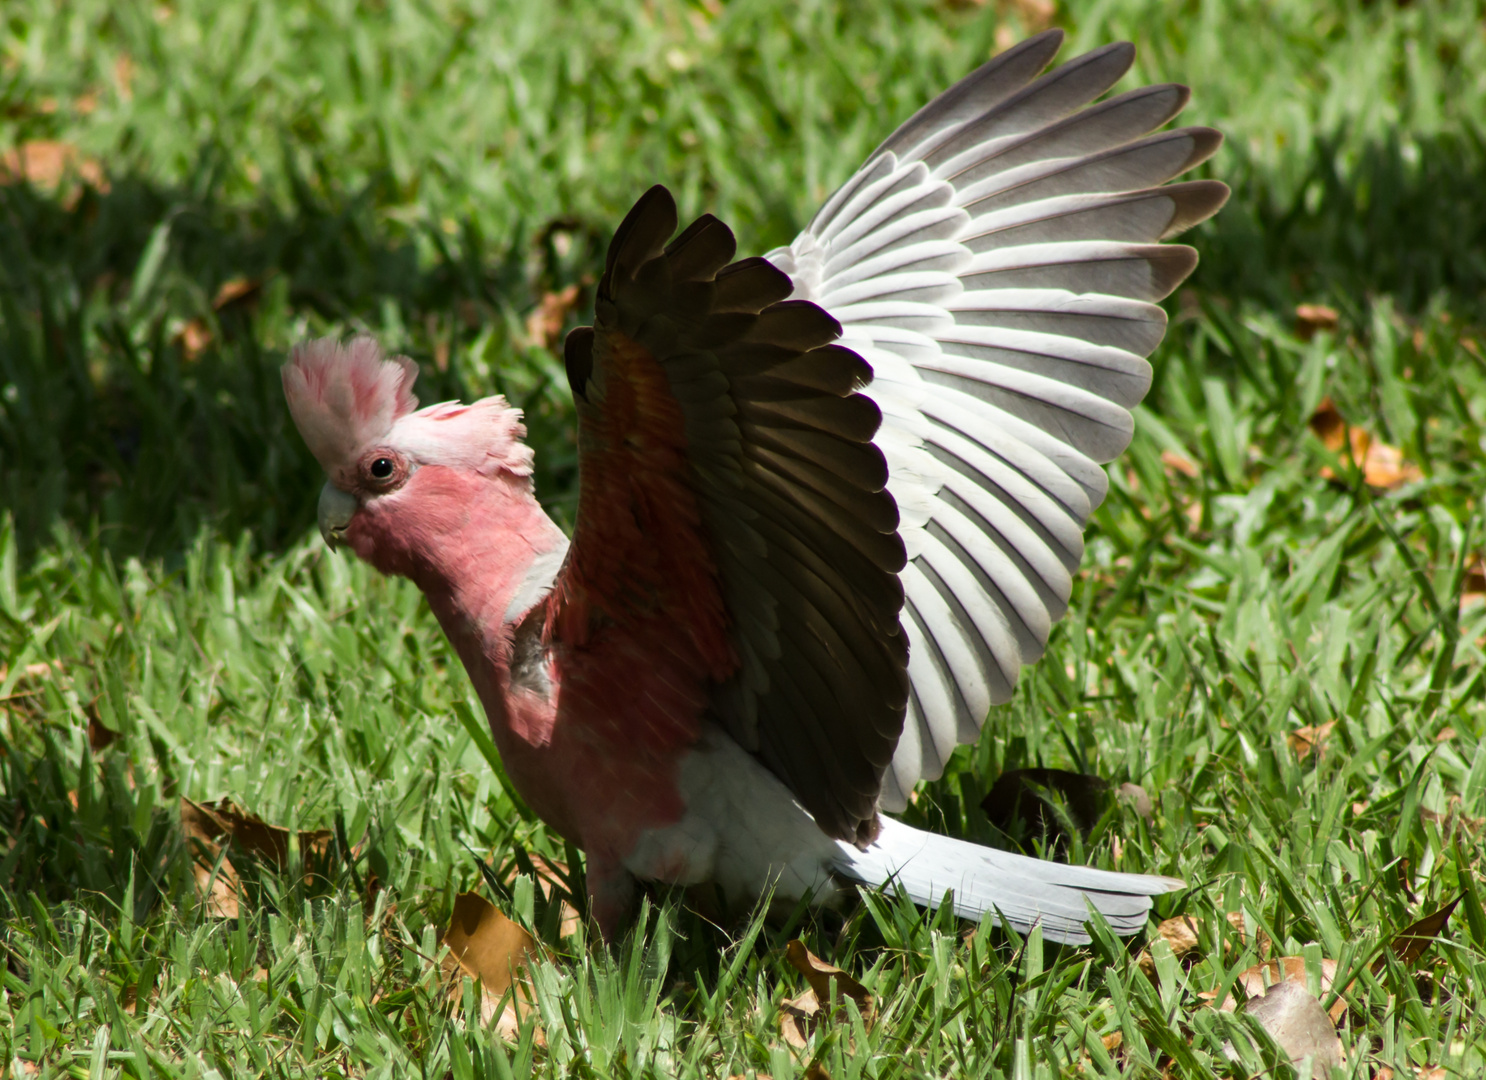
left=768, top=29, right=1230, bottom=809
left=551, top=186, right=908, bottom=845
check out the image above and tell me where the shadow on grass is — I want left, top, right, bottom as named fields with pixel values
left=0, top=152, right=603, bottom=561
left=1200, top=128, right=1486, bottom=321
left=2, top=130, right=1483, bottom=563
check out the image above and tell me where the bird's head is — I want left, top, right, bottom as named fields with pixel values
left=282, top=336, right=537, bottom=580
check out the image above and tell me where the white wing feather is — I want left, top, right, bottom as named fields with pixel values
left=768, top=29, right=1228, bottom=808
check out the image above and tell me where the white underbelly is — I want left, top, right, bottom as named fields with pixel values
left=621, top=724, right=853, bottom=908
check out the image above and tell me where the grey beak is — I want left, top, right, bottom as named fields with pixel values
left=318, top=481, right=358, bottom=550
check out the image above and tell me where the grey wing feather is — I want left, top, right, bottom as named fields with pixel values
left=770, top=28, right=1229, bottom=808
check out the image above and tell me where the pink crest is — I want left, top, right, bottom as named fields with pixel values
left=282, top=336, right=420, bottom=475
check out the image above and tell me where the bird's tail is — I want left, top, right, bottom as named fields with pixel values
left=832, top=816, right=1181, bottom=944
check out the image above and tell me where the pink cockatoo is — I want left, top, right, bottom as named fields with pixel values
left=283, top=30, right=1227, bottom=943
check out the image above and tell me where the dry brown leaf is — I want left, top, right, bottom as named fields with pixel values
left=1460, top=554, right=1485, bottom=613
left=1157, top=915, right=1201, bottom=958
left=182, top=797, right=334, bottom=870
left=211, top=277, right=261, bottom=310
left=1375, top=897, right=1459, bottom=973
left=0, top=141, right=108, bottom=192
left=86, top=710, right=118, bottom=752
left=180, top=798, right=242, bottom=919
left=175, top=319, right=212, bottom=360
left=115, top=55, right=135, bottom=100
left=1419, top=800, right=1483, bottom=841
left=502, top=854, right=581, bottom=938
left=1224, top=910, right=1272, bottom=958
left=1288, top=720, right=1336, bottom=763
left=1309, top=399, right=1421, bottom=490
left=0, top=660, right=63, bottom=685
left=1117, top=782, right=1153, bottom=820
left=1137, top=915, right=1201, bottom=976
left=1217, top=956, right=1345, bottom=1023
left=442, top=892, right=543, bottom=1039
left=778, top=989, right=818, bottom=1049
left=1160, top=449, right=1200, bottom=478
left=1355, top=438, right=1423, bottom=490
left=1295, top=303, right=1340, bottom=340
left=524, top=283, right=582, bottom=351
left=784, top=940, right=872, bottom=1015
left=1239, top=981, right=1343, bottom=1079
left=778, top=941, right=873, bottom=1051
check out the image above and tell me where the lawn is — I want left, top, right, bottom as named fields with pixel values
left=2, top=0, right=1485, bottom=1075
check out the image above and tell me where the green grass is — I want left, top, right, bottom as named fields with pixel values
left=2, top=0, right=1485, bottom=1075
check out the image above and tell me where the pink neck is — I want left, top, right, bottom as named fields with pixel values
left=347, top=464, right=567, bottom=704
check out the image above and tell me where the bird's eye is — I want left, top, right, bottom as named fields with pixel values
left=370, top=457, right=395, bottom=480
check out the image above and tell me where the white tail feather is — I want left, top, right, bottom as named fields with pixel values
left=834, top=816, right=1181, bottom=944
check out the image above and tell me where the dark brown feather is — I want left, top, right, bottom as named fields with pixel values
left=563, top=185, right=910, bottom=845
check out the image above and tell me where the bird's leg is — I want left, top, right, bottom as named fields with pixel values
left=584, top=848, right=639, bottom=938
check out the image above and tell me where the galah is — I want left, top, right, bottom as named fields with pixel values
left=283, top=30, right=1227, bottom=943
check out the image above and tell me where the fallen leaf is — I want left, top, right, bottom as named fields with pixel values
left=442, top=892, right=543, bottom=1037
left=777, top=941, right=873, bottom=1052
left=1354, top=437, right=1422, bottom=490
left=1295, top=304, right=1340, bottom=340
left=502, top=854, right=581, bottom=938
left=1117, top=782, right=1153, bottom=820
left=1460, top=554, right=1485, bottom=613
left=784, top=940, right=872, bottom=1015
left=1288, top=720, right=1336, bottom=763
left=1236, top=981, right=1343, bottom=1079
left=0, top=660, right=63, bottom=685
left=86, top=709, right=118, bottom=752
left=524, top=284, right=582, bottom=351
left=778, top=989, right=819, bottom=1049
left=1002, top=0, right=1056, bottom=29
left=175, top=318, right=212, bottom=360
left=115, top=54, right=135, bottom=100
left=1309, top=399, right=1421, bottom=490
left=1418, top=801, right=1483, bottom=841
left=1137, top=914, right=1201, bottom=976
left=1375, top=897, right=1459, bottom=973
left=211, top=277, right=260, bottom=310
left=1307, top=398, right=1348, bottom=452
left=1217, top=956, right=1344, bottom=1023
left=0, top=141, right=108, bottom=192
left=182, top=797, right=334, bottom=871
left=1160, top=449, right=1200, bottom=478
left=180, top=798, right=242, bottom=919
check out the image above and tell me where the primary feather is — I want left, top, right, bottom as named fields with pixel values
left=283, top=29, right=1225, bottom=943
